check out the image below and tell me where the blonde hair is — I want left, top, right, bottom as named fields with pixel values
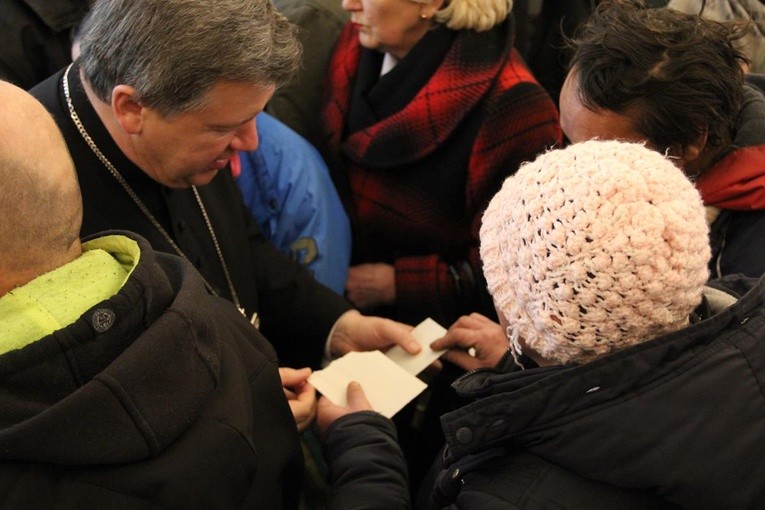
left=414, top=0, right=512, bottom=32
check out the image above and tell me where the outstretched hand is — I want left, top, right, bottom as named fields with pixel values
left=430, top=313, right=508, bottom=371
left=316, top=381, right=373, bottom=436
left=329, top=309, right=421, bottom=358
left=279, top=367, right=316, bottom=432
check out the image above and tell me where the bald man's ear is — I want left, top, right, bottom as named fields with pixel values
left=112, top=85, right=144, bottom=135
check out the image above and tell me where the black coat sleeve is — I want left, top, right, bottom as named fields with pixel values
left=324, top=411, right=410, bottom=510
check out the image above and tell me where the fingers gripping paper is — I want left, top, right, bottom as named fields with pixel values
left=386, top=318, right=447, bottom=375
left=309, top=351, right=427, bottom=418
left=308, top=318, right=447, bottom=418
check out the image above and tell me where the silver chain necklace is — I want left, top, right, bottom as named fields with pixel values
left=62, top=63, right=251, bottom=321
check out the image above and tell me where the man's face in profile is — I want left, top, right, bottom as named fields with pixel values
left=133, top=80, right=274, bottom=188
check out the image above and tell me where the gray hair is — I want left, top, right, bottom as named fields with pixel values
left=79, top=0, right=302, bottom=115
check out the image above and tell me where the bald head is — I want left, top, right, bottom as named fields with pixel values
left=0, top=81, right=83, bottom=295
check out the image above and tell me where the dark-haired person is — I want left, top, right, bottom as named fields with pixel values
left=430, top=0, right=765, bottom=433
left=317, top=140, right=765, bottom=509
left=560, top=0, right=765, bottom=278
left=436, top=0, right=765, bottom=366
left=30, top=0, right=422, bottom=388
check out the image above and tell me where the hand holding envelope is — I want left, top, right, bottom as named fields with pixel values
left=308, top=318, right=447, bottom=418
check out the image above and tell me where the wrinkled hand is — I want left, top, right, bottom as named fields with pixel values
left=430, top=313, right=508, bottom=371
left=345, top=263, right=396, bottom=310
left=316, top=381, right=373, bottom=437
left=279, top=367, right=316, bottom=432
left=329, top=310, right=421, bottom=358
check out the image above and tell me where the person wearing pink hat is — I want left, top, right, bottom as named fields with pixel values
left=317, top=140, right=765, bottom=508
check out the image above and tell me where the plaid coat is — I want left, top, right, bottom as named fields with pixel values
left=322, top=18, right=562, bottom=325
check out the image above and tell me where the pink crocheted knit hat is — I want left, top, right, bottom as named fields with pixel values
left=480, top=140, right=711, bottom=365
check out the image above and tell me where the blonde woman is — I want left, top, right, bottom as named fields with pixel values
left=320, top=0, right=561, bottom=488
left=322, top=0, right=561, bottom=328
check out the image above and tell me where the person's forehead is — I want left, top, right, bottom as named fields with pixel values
left=560, top=72, right=645, bottom=144
left=172, top=80, right=275, bottom=125
left=193, top=80, right=266, bottom=105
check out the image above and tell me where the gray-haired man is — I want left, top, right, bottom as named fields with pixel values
left=31, top=0, right=422, bottom=422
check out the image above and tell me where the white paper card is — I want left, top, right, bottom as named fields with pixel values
left=309, top=351, right=427, bottom=418
left=385, top=318, right=447, bottom=375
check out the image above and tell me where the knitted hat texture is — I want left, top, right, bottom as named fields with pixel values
left=480, top=140, right=710, bottom=365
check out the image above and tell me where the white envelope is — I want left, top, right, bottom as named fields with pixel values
left=385, top=317, right=447, bottom=375
left=309, top=351, right=427, bottom=418
left=308, top=318, right=448, bottom=418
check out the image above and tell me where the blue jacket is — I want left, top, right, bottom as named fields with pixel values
left=237, top=112, right=351, bottom=295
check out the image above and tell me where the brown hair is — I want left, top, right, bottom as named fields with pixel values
left=568, top=0, right=748, bottom=152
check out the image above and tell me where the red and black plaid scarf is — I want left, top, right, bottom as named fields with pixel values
left=323, top=21, right=552, bottom=169
left=321, top=20, right=561, bottom=324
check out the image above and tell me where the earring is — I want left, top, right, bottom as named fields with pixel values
left=420, top=13, right=428, bottom=19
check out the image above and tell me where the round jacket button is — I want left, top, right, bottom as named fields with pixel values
left=92, top=308, right=116, bottom=333
left=455, top=427, right=473, bottom=444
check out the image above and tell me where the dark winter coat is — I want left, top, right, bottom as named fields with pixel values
left=427, top=275, right=765, bottom=509
left=0, top=233, right=303, bottom=509
left=323, top=275, right=765, bottom=509
left=31, top=65, right=353, bottom=369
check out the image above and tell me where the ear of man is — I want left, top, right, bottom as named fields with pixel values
left=670, top=128, right=712, bottom=178
left=112, top=84, right=146, bottom=135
